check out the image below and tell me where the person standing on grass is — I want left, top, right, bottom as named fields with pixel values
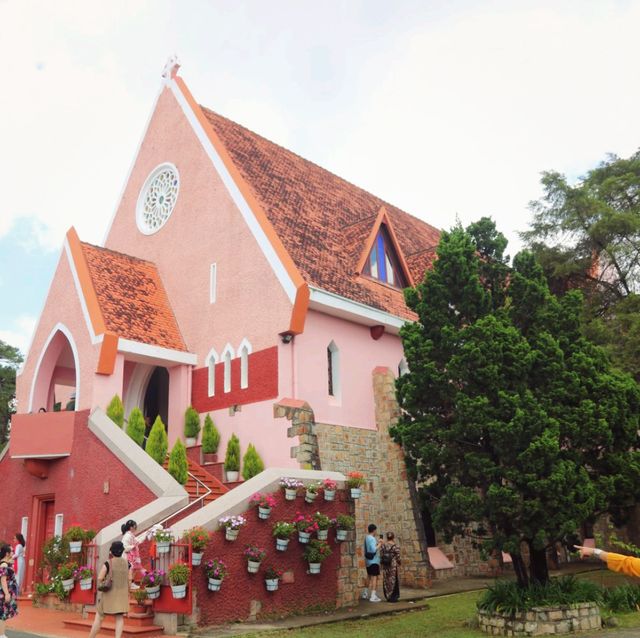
left=0, top=544, right=18, bottom=638
left=362, top=523, right=382, bottom=602
left=575, top=544, right=640, bottom=577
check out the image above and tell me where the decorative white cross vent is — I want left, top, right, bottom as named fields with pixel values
left=161, top=55, right=181, bottom=80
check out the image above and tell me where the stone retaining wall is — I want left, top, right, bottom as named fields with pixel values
left=478, top=603, right=601, bottom=636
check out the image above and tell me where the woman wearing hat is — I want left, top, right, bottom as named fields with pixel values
left=88, top=541, right=130, bottom=638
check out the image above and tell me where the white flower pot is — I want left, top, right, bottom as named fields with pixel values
left=350, top=487, right=362, bottom=499
left=207, top=577, right=222, bottom=592
left=284, top=488, right=297, bottom=500
left=265, top=578, right=279, bottom=591
left=305, top=490, right=317, bottom=503
left=185, top=437, right=196, bottom=447
left=298, top=531, right=311, bottom=544
left=69, top=541, right=82, bottom=553
left=258, top=506, right=271, bottom=520
left=226, top=470, right=239, bottom=482
left=323, top=489, right=336, bottom=501
left=317, top=529, right=328, bottom=540
left=62, top=578, right=74, bottom=591
left=145, top=585, right=161, bottom=599
left=247, top=560, right=261, bottom=574
left=308, top=562, right=321, bottom=574
left=171, top=583, right=187, bottom=599
left=225, top=527, right=240, bottom=541
left=192, top=552, right=204, bottom=566
left=336, top=529, right=348, bottom=541
left=79, top=577, right=93, bottom=591
left=156, top=540, right=171, bottom=554
left=276, top=538, right=290, bottom=551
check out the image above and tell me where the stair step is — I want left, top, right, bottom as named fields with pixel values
left=63, top=617, right=165, bottom=636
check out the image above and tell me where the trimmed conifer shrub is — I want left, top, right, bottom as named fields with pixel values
left=146, top=416, right=168, bottom=464
left=242, top=443, right=264, bottom=480
left=168, top=439, right=188, bottom=484
left=202, top=414, right=220, bottom=454
left=126, top=407, right=145, bottom=446
left=184, top=406, right=200, bottom=440
left=106, top=395, right=124, bottom=428
left=224, top=433, right=240, bottom=472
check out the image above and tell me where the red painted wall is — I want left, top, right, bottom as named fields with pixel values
left=0, top=410, right=155, bottom=588
left=192, top=346, right=278, bottom=412
left=194, top=491, right=351, bottom=625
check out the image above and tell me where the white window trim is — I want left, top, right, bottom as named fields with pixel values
left=54, top=514, right=64, bottom=538
left=238, top=338, right=252, bottom=389
left=221, top=344, right=235, bottom=393
left=210, top=263, right=217, bottom=303
left=327, top=340, right=340, bottom=400
left=21, top=517, right=28, bottom=539
left=206, top=347, right=219, bottom=397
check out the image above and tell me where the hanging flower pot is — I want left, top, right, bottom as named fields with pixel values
left=171, top=583, right=187, bottom=599
left=317, top=529, right=328, bottom=541
left=79, top=577, right=93, bottom=591
left=275, top=537, right=289, bottom=551
left=336, top=529, right=349, bottom=541
left=298, top=531, right=311, bottom=543
left=258, top=506, right=271, bottom=520
left=207, top=577, right=222, bottom=592
left=346, top=472, right=365, bottom=499
left=350, top=487, right=362, bottom=499
left=145, top=585, right=161, bottom=600
left=247, top=560, right=261, bottom=574
left=280, top=478, right=303, bottom=500
left=285, top=488, right=297, bottom=500
left=192, top=552, right=204, bottom=566
left=265, top=578, right=279, bottom=591
left=244, top=545, right=267, bottom=574
left=68, top=541, right=82, bottom=554
left=61, top=578, right=75, bottom=592
left=219, top=515, right=247, bottom=542
left=305, top=489, right=318, bottom=503
left=225, top=528, right=240, bottom=541
left=323, top=490, right=336, bottom=502
left=308, top=562, right=321, bottom=574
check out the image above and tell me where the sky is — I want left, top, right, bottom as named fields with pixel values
left=1, top=0, right=640, bottom=355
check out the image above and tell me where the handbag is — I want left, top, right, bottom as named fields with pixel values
left=97, top=559, right=113, bottom=592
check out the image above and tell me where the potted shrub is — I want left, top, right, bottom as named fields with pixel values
left=57, top=561, right=77, bottom=591
left=131, top=588, right=151, bottom=614
left=280, top=477, right=303, bottom=500
left=272, top=521, right=296, bottom=551
left=168, top=439, right=188, bottom=484
left=224, top=433, right=241, bottom=482
left=154, top=527, right=173, bottom=554
left=73, top=565, right=93, bottom=590
left=335, top=513, right=355, bottom=541
left=305, top=481, right=322, bottom=503
left=146, top=416, right=169, bottom=465
left=303, top=539, right=332, bottom=574
left=201, top=414, right=220, bottom=463
left=205, top=558, right=227, bottom=591
left=106, top=394, right=124, bottom=428
left=322, top=478, right=338, bottom=501
left=249, top=492, right=277, bottom=520
left=293, top=512, right=317, bottom=543
left=126, top=407, right=146, bottom=447
left=346, top=471, right=366, bottom=498
left=244, top=545, right=267, bottom=573
left=184, top=406, right=200, bottom=446
left=140, top=567, right=165, bottom=599
left=65, top=526, right=86, bottom=553
left=242, top=443, right=265, bottom=480
left=182, top=527, right=210, bottom=566
left=313, top=512, right=332, bottom=540
left=264, top=566, right=282, bottom=592
left=168, top=563, right=190, bottom=599
left=218, top=515, right=247, bottom=541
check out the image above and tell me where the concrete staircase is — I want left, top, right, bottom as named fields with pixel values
left=163, top=457, right=229, bottom=505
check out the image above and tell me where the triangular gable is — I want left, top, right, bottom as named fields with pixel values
left=356, top=207, right=414, bottom=288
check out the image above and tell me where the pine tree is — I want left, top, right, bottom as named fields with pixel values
left=126, top=407, right=145, bottom=447
left=106, top=395, right=124, bottom=428
left=184, top=406, right=200, bottom=440
left=224, top=434, right=240, bottom=472
left=168, top=439, right=188, bottom=484
left=146, top=416, right=168, bottom=465
left=202, top=414, right=220, bottom=454
left=242, top=443, right=264, bottom=480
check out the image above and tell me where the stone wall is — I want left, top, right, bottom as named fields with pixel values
left=478, top=603, right=601, bottom=636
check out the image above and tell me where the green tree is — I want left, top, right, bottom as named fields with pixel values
left=126, top=407, right=145, bottom=447
left=106, top=395, right=124, bottom=428
left=242, top=443, right=264, bottom=480
left=146, top=416, right=168, bottom=465
left=392, top=222, right=640, bottom=587
left=0, top=340, right=23, bottom=450
left=201, top=414, right=220, bottom=454
left=224, top=433, right=240, bottom=473
left=184, top=405, right=200, bottom=440
left=168, top=439, right=188, bottom=484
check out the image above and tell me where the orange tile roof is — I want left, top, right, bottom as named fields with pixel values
left=80, top=242, right=187, bottom=351
left=202, top=107, right=441, bottom=321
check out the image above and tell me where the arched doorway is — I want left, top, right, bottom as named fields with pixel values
left=143, top=367, right=169, bottom=430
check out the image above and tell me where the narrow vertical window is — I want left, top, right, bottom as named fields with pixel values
left=222, top=344, right=235, bottom=393
left=206, top=348, right=219, bottom=397
left=21, top=517, right=28, bottom=539
left=54, top=514, right=64, bottom=537
left=327, top=347, right=333, bottom=396
left=327, top=340, right=340, bottom=399
left=238, top=338, right=252, bottom=389
left=210, top=263, right=217, bottom=303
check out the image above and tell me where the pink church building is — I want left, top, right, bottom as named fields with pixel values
left=0, top=62, right=493, bottom=628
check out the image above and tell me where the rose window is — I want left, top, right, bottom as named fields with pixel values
left=136, top=164, right=180, bottom=234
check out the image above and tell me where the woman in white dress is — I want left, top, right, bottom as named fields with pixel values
left=13, top=534, right=25, bottom=595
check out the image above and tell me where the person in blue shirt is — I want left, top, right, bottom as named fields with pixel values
left=362, top=523, right=382, bottom=602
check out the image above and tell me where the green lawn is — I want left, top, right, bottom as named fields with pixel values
left=240, top=572, right=640, bottom=638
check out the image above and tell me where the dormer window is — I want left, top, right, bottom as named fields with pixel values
left=362, top=225, right=407, bottom=288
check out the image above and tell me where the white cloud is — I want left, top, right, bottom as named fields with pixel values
left=0, top=315, right=37, bottom=355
